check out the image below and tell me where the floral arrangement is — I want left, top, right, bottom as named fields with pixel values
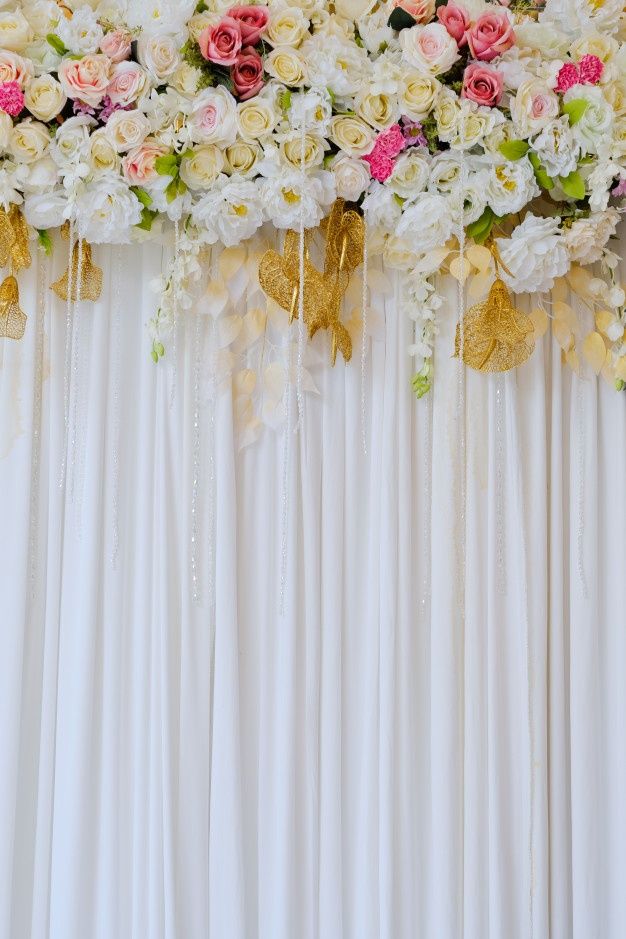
left=0, top=0, right=624, bottom=390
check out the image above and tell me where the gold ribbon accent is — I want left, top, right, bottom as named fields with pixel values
left=0, top=275, right=27, bottom=340
left=51, top=235, right=103, bottom=302
left=0, top=205, right=31, bottom=273
left=455, top=241, right=534, bottom=373
left=259, top=198, right=364, bottom=365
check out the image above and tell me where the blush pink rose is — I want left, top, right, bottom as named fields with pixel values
left=107, top=62, right=147, bottom=107
left=0, top=81, right=24, bottom=117
left=392, top=0, right=436, bottom=25
left=228, top=5, right=269, bottom=45
left=436, top=2, right=470, bottom=46
left=58, top=54, right=112, bottom=107
left=467, top=11, right=515, bottom=62
left=100, top=29, right=132, bottom=63
left=199, top=17, right=243, bottom=66
left=462, top=62, right=503, bottom=106
left=231, top=48, right=264, bottom=100
left=122, top=137, right=169, bottom=185
left=0, top=51, right=33, bottom=87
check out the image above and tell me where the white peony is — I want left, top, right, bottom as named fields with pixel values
left=0, top=161, right=29, bottom=209
left=395, top=193, right=455, bottom=252
left=261, top=169, right=336, bottom=229
left=299, top=33, right=368, bottom=98
left=486, top=159, right=540, bottom=216
left=22, top=0, right=62, bottom=38
left=495, top=215, right=569, bottom=294
left=362, top=182, right=402, bottom=230
left=22, top=155, right=59, bottom=192
left=73, top=174, right=142, bottom=243
left=23, top=188, right=68, bottom=228
left=192, top=179, right=265, bottom=247
left=57, top=6, right=104, bottom=54
left=531, top=117, right=580, bottom=178
left=331, top=153, right=371, bottom=201
left=0, top=9, right=34, bottom=52
left=562, top=209, right=621, bottom=263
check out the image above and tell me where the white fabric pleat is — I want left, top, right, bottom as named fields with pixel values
left=1, top=237, right=626, bottom=939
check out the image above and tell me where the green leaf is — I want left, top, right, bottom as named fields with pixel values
left=195, top=0, right=208, bottom=11
left=131, top=187, right=153, bottom=208
left=466, top=207, right=495, bottom=245
left=46, top=33, right=68, bottom=56
left=387, top=6, right=416, bottom=30
left=280, top=89, right=291, bottom=111
left=393, top=193, right=406, bottom=207
left=562, top=98, right=588, bottom=126
left=154, top=154, right=179, bottom=177
left=136, top=207, right=157, bottom=231
left=151, top=348, right=159, bottom=363
left=528, top=151, right=554, bottom=190
left=156, top=342, right=165, bottom=357
left=165, top=178, right=180, bottom=203
left=176, top=177, right=188, bottom=198
left=37, top=229, right=53, bottom=257
left=498, top=139, right=530, bottom=161
left=559, top=169, right=586, bottom=200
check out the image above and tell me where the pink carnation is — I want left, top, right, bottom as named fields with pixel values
left=578, top=53, right=603, bottom=85
left=0, top=80, right=24, bottom=117
left=374, top=124, right=407, bottom=159
left=362, top=150, right=394, bottom=182
left=555, top=62, right=580, bottom=93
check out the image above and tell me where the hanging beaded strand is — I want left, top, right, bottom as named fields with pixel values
left=69, top=237, right=84, bottom=508
left=59, top=220, right=75, bottom=490
left=279, top=299, right=294, bottom=615
left=111, top=245, right=123, bottom=568
left=207, top=313, right=217, bottom=626
left=296, top=106, right=306, bottom=433
left=495, top=374, right=506, bottom=595
left=576, top=373, right=587, bottom=598
left=191, top=301, right=202, bottom=602
left=170, top=219, right=180, bottom=408
left=361, top=223, right=368, bottom=456
left=29, top=251, right=48, bottom=599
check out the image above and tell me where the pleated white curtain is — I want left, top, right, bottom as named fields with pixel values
left=1, top=233, right=625, bottom=939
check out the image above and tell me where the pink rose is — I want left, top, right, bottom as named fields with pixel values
left=107, top=62, right=148, bottom=107
left=555, top=62, right=579, bottom=93
left=436, top=2, right=470, bottom=46
left=122, top=137, right=169, bottom=186
left=228, top=5, right=269, bottom=45
left=100, top=29, right=132, bottom=63
left=231, top=48, right=264, bottom=100
left=0, top=81, right=24, bottom=117
left=392, top=0, right=436, bottom=25
left=467, top=11, right=515, bottom=62
left=578, top=53, right=603, bottom=85
left=58, top=54, right=112, bottom=107
left=199, top=17, right=243, bottom=66
left=462, top=62, right=503, bottom=106
left=0, top=51, right=33, bottom=87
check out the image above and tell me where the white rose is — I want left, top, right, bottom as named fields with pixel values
left=237, top=98, right=278, bottom=141
left=188, top=86, right=237, bottom=147
left=192, top=179, right=265, bottom=247
left=565, top=85, right=614, bottom=156
left=400, top=23, right=459, bottom=76
left=24, top=74, right=66, bottom=122
left=386, top=150, right=430, bottom=201
left=170, top=63, right=201, bottom=96
left=22, top=0, right=62, bottom=38
left=266, top=6, right=309, bottom=46
left=88, top=129, right=120, bottom=176
left=496, top=215, right=569, bottom=293
left=105, top=110, right=151, bottom=153
left=486, top=158, right=540, bottom=215
left=0, top=10, right=34, bottom=52
left=329, top=114, right=375, bottom=156
left=299, top=33, right=367, bottom=96
left=9, top=119, right=51, bottom=165
left=137, top=34, right=181, bottom=81
left=22, top=155, right=59, bottom=192
left=73, top=174, right=142, bottom=243
left=513, top=22, right=569, bottom=56
left=23, top=189, right=68, bottom=228
left=511, top=78, right=560, bottom=136
left=396, top=193, right=455, bottom=252
left=356, top=88, right=399, bottom=130
left=400, top=71, right=441, bottom=121
left=0, top=161, right=28, bottom=209
left=434, top=89, right=460, bottom=143
left=51, top=115, right=94, bottom=169
left=562, top=208, right=620, bottom=263
left=265, top=47, right=308, bottom=87
left=225, top=141, right=261, bottom=178
left=331, top=153, right=370, bottom=202
left=0, top=50, right=33, bottom=87
left=57, top=6, right=104, bottom=54
left=180, top=144, right=225, bottom=189
left=0, top=111, right=12, bottom=152
left=569, top=31, right=619, bottom=64
left=531, top=116, right=580, bottom=178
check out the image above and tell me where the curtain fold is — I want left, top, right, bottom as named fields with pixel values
left=1, top=236, right=625, bottom=939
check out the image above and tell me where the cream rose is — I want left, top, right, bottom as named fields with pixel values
left=170, top=63, right=201, bottom=95
left=225, top=140, right=261, bottom=177
left=51, top=116, right=93, bottom=169
left=237, top=98, right=278, bottom=141
left=356, top=89, right=399, bottom=130
left=329, top=114, right=376, bottom=156
left=187, top=13, right=214, bottom=43
left=265, top=47, right=308, bottom=86
left=22, top=0, right=62, bottom=39
left=280, top=132, right=326, bottom=169
left=569, top=32, right=619, bottom=64
left=105, top=110, right=151, bottom=153
left=387, top=150, right=430, bottom=200
left=266, top=7, right=310, bottom=47
left=400, top=71, right=441, bottom=120
left=137, top=34, right=180, bottom=81
left=0, top=51, right=33, bottom=87
left=0, top=111, right=12, bottom=152
left=58, top=54, right=111, bottom=107
left=9, top=119, right=51, bottom=165
left=434, top=90, right=460, bottom=142
left=331, top=153, right=370, bottom=201
left=400, top=23, right=459, bottom=75
left=180, top=144, right=225, bottom=190
left=88, top=129, right=120, bottom=176
left=24, top=74, right=66, bottom=122
left=0, top=10, right=34, bottom=53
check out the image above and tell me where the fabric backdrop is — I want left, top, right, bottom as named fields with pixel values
left=1, top=232, right=625, bottom=939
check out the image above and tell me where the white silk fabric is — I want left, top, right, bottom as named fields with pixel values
left=1, top=235, right=625, bottom=939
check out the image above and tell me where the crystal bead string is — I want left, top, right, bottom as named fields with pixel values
left=207, top=314, right=217, bottom=626
left=279, top=299, right=294, bottom=615
left=111, top=245, right=123, bottom=567
left=191, top=303, right=202, bottom=602
left=296, top=107, right=306, bottom=433
left=495, top=374, right=506, bottom=595
left=576, top=373, right=587, bottom=598
left=28, top=251, right=47, bottom=599
left=170, top=219, right=180, bottom=408
left=420, top=378, right=433, bottom=619
left=361, top=224, right=368, bottom=456
left=69, top=236, right=84, bottom=508
left=59, top=220, right=75, bottom=490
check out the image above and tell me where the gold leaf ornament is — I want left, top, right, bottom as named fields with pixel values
left=0, top=205, right=31, bottom=273
left=0, top=275, right=27, bottom=340
left=51, top=237, right=103, bottom=302
left=455, top=241, right=534, bottom=373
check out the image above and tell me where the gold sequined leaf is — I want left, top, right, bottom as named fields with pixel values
left=0, top=275, right=27, bottom=340
left=455, top=278, right=534, bottom=373
left=51, top=241, right=103, bottom=302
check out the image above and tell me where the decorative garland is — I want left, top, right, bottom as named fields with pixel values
left=0, top=0, right=624, bottom=390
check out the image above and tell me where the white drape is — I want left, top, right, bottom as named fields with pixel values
left=1, top=234, right=625, bottom=939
